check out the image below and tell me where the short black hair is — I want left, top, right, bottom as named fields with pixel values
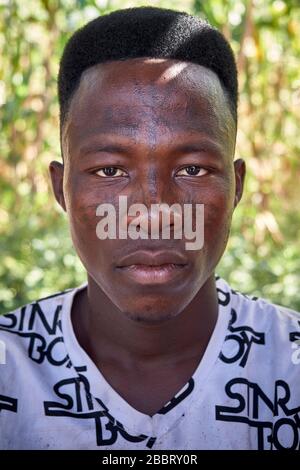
left=58, top=6, right=238, bottom=140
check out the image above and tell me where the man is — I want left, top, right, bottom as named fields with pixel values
left=0, top=6, right=299, bottom=450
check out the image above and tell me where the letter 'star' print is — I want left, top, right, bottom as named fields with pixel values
left=44, top=366, right=194, bottom=448
left=0, top=293, right=72, bottom=368
left=216, top=378, right=300, bottom=450
left=219, top=308, right=265, bottom=367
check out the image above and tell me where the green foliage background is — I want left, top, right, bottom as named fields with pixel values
left=0, top=0, right=299, bottom=312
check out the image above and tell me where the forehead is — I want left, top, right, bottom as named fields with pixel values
left=64, top=58, right=235, bottom=153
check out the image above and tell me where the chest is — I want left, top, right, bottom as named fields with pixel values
left=97, top=356, right=201, bottom=416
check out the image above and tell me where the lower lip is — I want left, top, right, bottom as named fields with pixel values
left=116, top=263, right=188, bottom=284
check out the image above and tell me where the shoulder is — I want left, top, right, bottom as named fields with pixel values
left=216, top=275, right=300, bottom=330
left=0, top=285, right=82, bottom=368
left=0, top=287, right=74, bottom=334
left=216, top=276, right=300, bottom=369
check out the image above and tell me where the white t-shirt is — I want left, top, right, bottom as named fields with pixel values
left=0, top=277, right=300, bottom=450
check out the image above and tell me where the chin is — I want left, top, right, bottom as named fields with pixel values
left=122, top=302, right=181, bottom=324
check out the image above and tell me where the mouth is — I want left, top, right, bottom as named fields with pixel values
left=116, top=262, right=188, bottom=284
left=115, top=249, right=189, bottom=285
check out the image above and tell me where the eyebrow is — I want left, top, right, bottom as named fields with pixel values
left=171, top=141, right=224, bottom=157
left=81, top=143, right=129, bottom=156
left=79, top=134, right=225, bottom=160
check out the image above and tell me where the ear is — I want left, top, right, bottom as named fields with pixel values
left=49, top=161, right=66, bottom=212
left=233, top=158, right=246, bottom=208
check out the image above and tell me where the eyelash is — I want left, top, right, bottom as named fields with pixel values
left=176, top=166, right=209, bottom=177
left=95, top=167, right=127, bottom=178
left=94, top=165, right=209, bottom=178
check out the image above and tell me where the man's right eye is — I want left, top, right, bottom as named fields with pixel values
left=95, top=167, right=127, bottom=177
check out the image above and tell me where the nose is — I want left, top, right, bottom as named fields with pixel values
left=137, top=165, right=165, bottom=207
left=119, top=168, right=181, bottom=237
left=128, top=203, right=182, bottom=238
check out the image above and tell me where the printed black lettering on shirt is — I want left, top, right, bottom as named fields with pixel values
left=0, top=302, right=72, bottom=367
left=157, top=379, right=195, bottom=415
left=0, top=394, right=18, bottom=414
left=1, top=279, right=299, bottom=450
left=44, top=366, right=156, bottom=448
left=219, top=308, right=265, bottom=367
left=289, top=320, right=300, bottom=366
left=215, top=378, right=300, bottom=450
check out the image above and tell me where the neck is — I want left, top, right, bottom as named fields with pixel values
left=72, top=273, right=219, bottom=369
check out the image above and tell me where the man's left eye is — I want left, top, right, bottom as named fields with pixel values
left=176, top=166, right=208, bottom=177
left=95, top=167, right=127, bottom=177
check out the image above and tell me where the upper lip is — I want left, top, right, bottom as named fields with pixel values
left=116, top=250, right=188, bottom=268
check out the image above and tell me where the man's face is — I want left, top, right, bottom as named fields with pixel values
left=51, top=58, right=245, bottom=323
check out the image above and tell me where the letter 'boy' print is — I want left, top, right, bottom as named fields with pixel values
left=290, top=320, right=300, bottom=365
left=0, top=394, right=18, bottom=414
left=219, top=308, right=265, bottom=367
left=216, top=286, right=231, bottom=306
left=157, top=379, right=194, bottom=415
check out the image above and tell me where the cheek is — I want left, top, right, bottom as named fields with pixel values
left=64, top=180, right=112, bottom=266
left=66, top=185, right=118, bottom=287
left=203, top=187, right=234, bottom=252
left=68, top=194, right=100, bottom=247
left=205, top=192, right=232, bottom=225
left=65, top=172, right=118, bottom=239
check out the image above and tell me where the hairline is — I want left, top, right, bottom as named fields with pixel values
left=60, top=58, right=237, bottom=160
